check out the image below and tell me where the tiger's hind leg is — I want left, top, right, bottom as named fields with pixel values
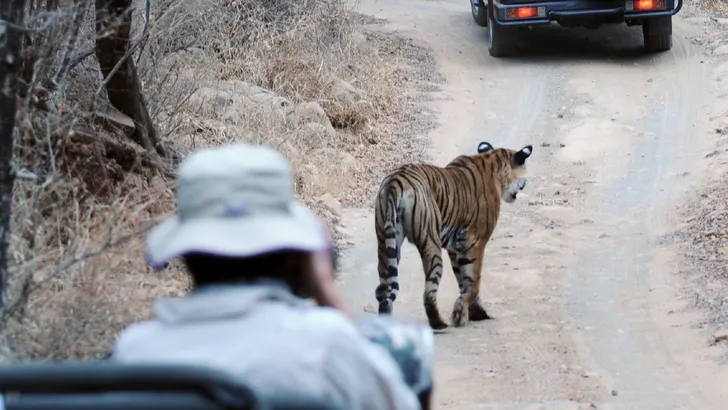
left=416, top=237, right=449, bottom=330
left=451, top=237, right=488, bottom=327
left=447, top=248, right=490, bottom=323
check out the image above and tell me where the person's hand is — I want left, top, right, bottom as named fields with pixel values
left=303, top=221, right=349, bottom=315
left=306, top=249, right=348, bottom=313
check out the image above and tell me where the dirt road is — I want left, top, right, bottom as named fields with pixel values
left=338, top=1, right=728, bottom=408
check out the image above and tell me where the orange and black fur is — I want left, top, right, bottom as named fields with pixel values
left=374, top=142, right=533, bottom=330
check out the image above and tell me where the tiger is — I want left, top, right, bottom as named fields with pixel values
left=374, top=141, right=533, bottom=330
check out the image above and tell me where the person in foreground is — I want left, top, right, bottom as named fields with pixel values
left=112, top=142, right=433, bottom=410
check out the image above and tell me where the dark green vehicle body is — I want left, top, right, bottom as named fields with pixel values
left=470, top=0, right=683, bottom=57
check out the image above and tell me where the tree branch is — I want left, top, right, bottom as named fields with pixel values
left=3, top=223, right=155, bottom=320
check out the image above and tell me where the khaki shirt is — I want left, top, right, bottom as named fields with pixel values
left=112, top=281, right=421, bottom=410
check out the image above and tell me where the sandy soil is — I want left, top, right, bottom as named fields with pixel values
left=336, top=0, right=728, bottom=408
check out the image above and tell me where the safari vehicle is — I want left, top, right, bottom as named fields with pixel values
left=0, top=362, right=336, bottom=410
left=470, top=0, right=684, bottom=57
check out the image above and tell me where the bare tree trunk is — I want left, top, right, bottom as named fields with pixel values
left=94, top=0, right=167, bottom=158
left=0, top=0, right=25, bottom=321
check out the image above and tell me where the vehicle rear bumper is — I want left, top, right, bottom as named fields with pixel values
left=491, top=0, right=682, bottom=27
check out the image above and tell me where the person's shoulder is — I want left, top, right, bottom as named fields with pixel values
left=112, top=320, right=163, bottom=358
left=297, top=306, right=360, bottom=337
left=302, top=310, right=386, bottom=361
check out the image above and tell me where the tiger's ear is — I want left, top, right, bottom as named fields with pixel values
left=477, top=141, right=494, bottom=153
left=514, top=145, right=533, bottom=166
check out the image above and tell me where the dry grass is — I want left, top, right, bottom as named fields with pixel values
left=696, top=0, right=728, bottom=15
left=665, top=179, right=728, bottom=359
left=4, top=0, right=435, bottom=360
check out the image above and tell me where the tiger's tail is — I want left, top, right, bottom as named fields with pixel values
left=375, top=179, right=403, bottom=314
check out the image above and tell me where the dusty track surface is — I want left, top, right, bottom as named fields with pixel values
left=338, top=1, right=728, bottom=408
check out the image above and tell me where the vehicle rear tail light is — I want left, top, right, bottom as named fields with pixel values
left=626, top=0, right=665, bottom=11
left=506, top=6, right=546, bottom=19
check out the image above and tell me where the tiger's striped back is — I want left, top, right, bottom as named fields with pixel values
left=374, top=142, right=533, bottom=330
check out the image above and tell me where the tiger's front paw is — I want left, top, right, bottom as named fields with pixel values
left=451, top=299, right=468, bottom=327
left=468, top=301, right=492, bottom=321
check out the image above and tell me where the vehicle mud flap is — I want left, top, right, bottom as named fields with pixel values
left=642, top=16, right=672, bottom=52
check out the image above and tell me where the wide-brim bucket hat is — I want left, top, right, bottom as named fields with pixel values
left=145, top=143, right=329, bottom=271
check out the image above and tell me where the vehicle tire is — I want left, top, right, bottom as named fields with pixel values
left=642, top=17, right=672, bottom=53
left=643, top=33, right=672, bottom=52
left=488, top=2, right=515, bottom=57
left=471, top=0, right=488, bottom=27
